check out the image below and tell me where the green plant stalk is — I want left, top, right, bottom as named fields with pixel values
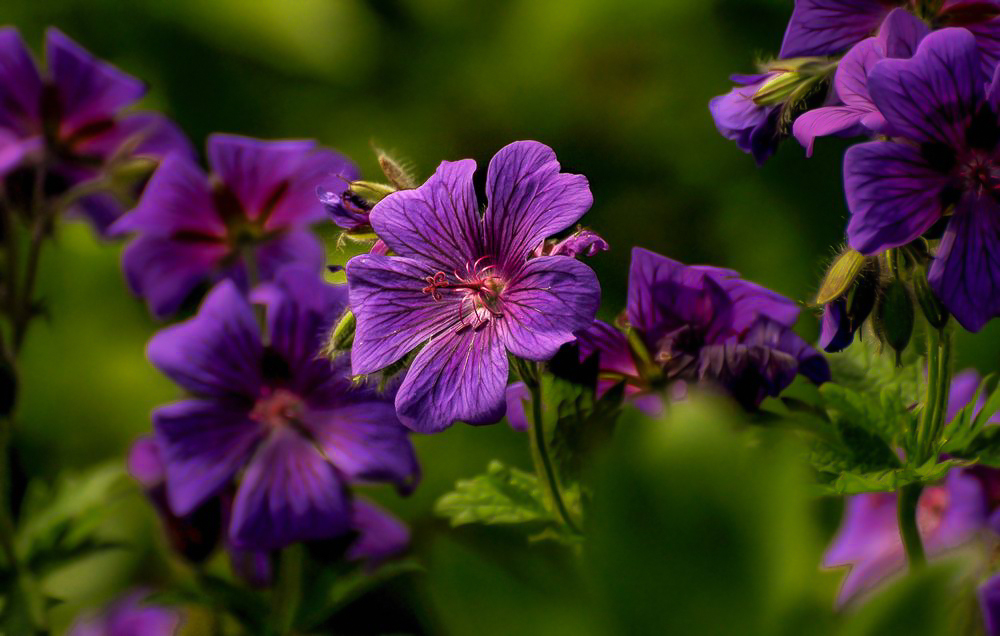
left=898, top=483, right=926, bottom=567
left=517, top=359, right=579, bottom=534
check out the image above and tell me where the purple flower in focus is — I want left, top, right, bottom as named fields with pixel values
left=318, top=178, right=371, bottom=232
left=148, top=266, right=418, bottom=551
left=578, top=248, right=828, bottom=411
left=68, top=590, right=181, bottom=636
left=793, top=9, right=928, bottom=155
left=346, top=141, right=601, bottom=433
left=112, top=134, right=356, bottom=318
left=709, top=73, right=782, bottom=165
left=0, top=27, right=193, bottom=233
left=843, top=28, right=1000, bottom=331
left=533, top=228, right=609, bottom=259
left=819, top=298, right=857, bottom=352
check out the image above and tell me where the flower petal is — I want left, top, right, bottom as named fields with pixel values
left=266, top=147, right=358, bottom=229
left=497, top=255, right=601, bottom=360
left=875, top=8, right=929, bottom=60
left=369, top=158, right=482, bottom=272
left=793, top=106, right=870, bottom=157
left=122, top=234, right=228, bottom=318
left=75, top=111, right=196, bottom=164
left=0, top=28, right=42, bottom=132
left=928, top=193, right=1000, bottom=332
left=229, top=427, right=350, bottom=551
left=820, top=298, right=855, bottom=353
left=484, top=141, right=593, bottom=270
left=254, top=228, right=325, bottom=285
left=46, top=28, right=145, bottom=134
left=394, top=325, right=508, bottom=432
left=347, top=498, right=410, bottom=567
left=779, top=0, right=891, bottom=58
left=979, top=572, right=1000, bottom=636
left=346, top=253, right=462, bottom=375
left=147, top=280, right=264, bottom=397
left=504, top=382, right=531, bottom=432
left=844, top=141, right=947, bottom=254
left=154, top=398, right=264, bottom=516
left=868, top=28, right=983, bottom=147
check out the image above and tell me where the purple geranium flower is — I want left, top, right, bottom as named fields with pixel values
left=318, top=177, right=371, bottom=232
left=112, top=134, right=356, bottom=318
left=709, top=73, right=782, bottom=165
left=0, top=27, right=193, bottom=233
left=578, top=248, right=828, bottom=410
left=148, top=266, right=418, bottom=551
left=68, top=590, right=182, bottom=636
left=843, top=28, right=1000, bottom=331
left=793, top=9, right=928, bottom=155
left=346, top=141, right=601, bottom=433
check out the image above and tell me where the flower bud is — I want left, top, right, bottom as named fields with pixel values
left=348, top=180, right=396, bottom=206
left=753, top=71, right=804, bottom=105
left=323, top=309, right=356, bottom=360
left=874, top=279, right=914, bottom=362
left=847, top=265, right=879, bottom=328
left=913, top=266, right=949, bottom=330
left=376, top=148, right=418, bottom=191
left=815, top=249, right=866, bottom=305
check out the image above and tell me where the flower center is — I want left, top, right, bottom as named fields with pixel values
left=421, top=257, right=507, bottom=330
left=916, top=485, right=949, bottom=537
left=957, top=151, right=1000, bottom=195
left=250, top=388, right=304, bottom=430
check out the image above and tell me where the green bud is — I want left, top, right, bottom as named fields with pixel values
left=875, top=279, right=915, bottom=361
left=752, top=72, right=803, bottom=106
left=323, top=309, right=356, bottom=360
left=913, top=267, right=949, bottom=330
left=348, top=180, right=396, bottom=206
left=376, top=149, right=418, bottom=190
left=815, top=249, right=866, bottom=305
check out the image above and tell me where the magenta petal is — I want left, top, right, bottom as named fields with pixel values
left=394, top=326, right=508, bottom=432
left=928, top=194, right=1000, bottom=332
left=346, top=253, right=461, bottom=375
left=0, top=28, right=42, bottom=132
left=306, top=401, right=419, bottom=493
left=0, top=133, right=40, bottom=178
left=111, top=154, right=221, bottom=237
left=504, top=382, right=531, bottom=432
left=793, top=106, right=870, bottom=156
left=875, top=8, right=929, bottom=59
left=347, top=498, right=410, bottom=567
left=368, top=159, right=482, bottom=272
left=946, top=369, right=983, bottom=423
left=577, top=320, right=636, bottom=378
left=122, top=234, right=228, bottom=318
left=835, top=38, right=883, bottom=108
left=147, top=281, right=264, bottom=397
left=484, top=141, right=593, bottom=270
left=498, top=255, right=600, bottom=360
left=779, top=0, right=891, bottom=58
left=844, top=141, right=947, bottom=254
left=229, top=427, right=350, bottom=551
left=45, top=28, right=145, bottom=134
left=127, top=435, right=165, bottom=489
left=868, top=28, right=983, bottom=147
left=154, top=399, right=264, bottom=516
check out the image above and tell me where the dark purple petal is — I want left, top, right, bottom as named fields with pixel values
left=966, top=18, right=1000, bottom=77
left=713, top=274, right=800, bottom=331
left=577, top=320, right=635, bottom=379
left=147, top=281, right=264, bottom=398
left=0, top=28, right=42, bottom=133
left=876, top=8, right=930, bottom=59
left=369, top=159, right=482, bottom=272
left=120, top=234, right=228, bottom=318
left=697, top=342, right=801, bottom=409
left=742, top=316, right=831, bottom=385
left=154, top=399, right=264, bottom=516
left=497, top=255, right=600, bottom=361
left=779, top=0, right=892, bottom=58
left=0, top=132, right=40, bottom=178
left=868, top=28, right=983, bottom=147
left=318, top=180, right=371, bottom=231
left=347, top=498, right=410, bottom=568
left=820, top=298, right=855, bottom=352
left=979, top=572, right=1000, bottom=636
left=254, top=228, right=325, bottom=286
left=265, top=148, right=358, bottom=230
left=484, top=141, right=593, bottom=270
left=229, top=427, right=350, bottom=551
left=709, top=75, right=780, bottom=164
left=127, top=435, right=164, bottom=489
left=793, top=106, right=872, bottom=157
left=45, top=28, right=145, bottom=134
left=394, top=326, right=508, bottom=432
left=928, top=193, right=1000, bottom=332
left=306, top=401, right=419, bottom=494
left=346, top=253, right=462, bottom=375
left=505, top=382, right=530, bottom=432
left=844, top=141, right=948, bottom=254
left=546, top=229, right=609, bottom=258
left=76, top=111, right=196, bottom=164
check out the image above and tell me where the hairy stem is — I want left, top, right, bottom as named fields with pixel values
left=898, top=483, right=926, bottom=568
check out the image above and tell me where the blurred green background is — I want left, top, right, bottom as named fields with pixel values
left=1, top=0, right=995, bottom=633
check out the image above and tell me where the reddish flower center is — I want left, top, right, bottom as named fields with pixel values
left=250, top=388, right=304, bottom=430
left=957, top=152, right=1000, bottom=195
left=916, top=485, right=949, bottom=537
left=421, top=257, right=507, bottom=330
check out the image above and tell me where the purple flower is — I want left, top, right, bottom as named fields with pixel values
left=819, top=298, right=857, bottom=352
left=981, top=572, right=1000, bottom=636
left=0, top=27, right=193, bottom=233
left=318, top=178, right=371, bottom=232
left=68, top=590, right=182, bottom=636
left=112, top=134, right=356, bottom=318
left=533, top=228, right=609, bottom=258
left=709, top=73, right=782, bottom=165
left=793, top=9, right=928, bottom=155
left=842, top=28, right=1000, bottom=331
left=346, top=141, right=601, bottom=433
left=824, top=470, right=989, bottom=604
left=148, top=266, right=418, bottom=551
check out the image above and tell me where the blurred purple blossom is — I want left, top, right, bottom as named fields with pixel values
left=68, top=590, right=182, bottom=636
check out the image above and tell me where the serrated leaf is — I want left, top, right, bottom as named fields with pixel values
left=826, top=340, right=923, bottom=405
left=435, top=461, right=551, bottom=527
left=813, top=459, right=964, bottom=496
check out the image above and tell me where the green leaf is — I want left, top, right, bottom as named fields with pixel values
left=435, top=461, right=551, bottom=527
left=813, top=458, right=965, bottom=496
left=826, top=339, right=923, bottom=406
left=544, top=374, right=624, bottom=484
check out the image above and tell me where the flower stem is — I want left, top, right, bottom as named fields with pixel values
left=519, top=360, right=580, bottom=534
left=897, top=483, right=926, bottom=568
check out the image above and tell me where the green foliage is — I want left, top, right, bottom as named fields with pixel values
left=435, top=461, right=551, bottom=527
left=542, top=373, right=624, bottom=485
left=943, top=374, right=1000, bottom=467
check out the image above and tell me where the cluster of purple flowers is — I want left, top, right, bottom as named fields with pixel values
left=711, top=1, right=1000, bottom=333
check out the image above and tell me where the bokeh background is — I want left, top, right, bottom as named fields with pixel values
left=2, top=0, right=995, bottom=633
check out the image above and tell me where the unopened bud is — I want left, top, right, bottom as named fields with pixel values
left=323, top=310, right=356, bottom=359
left=753, top=71, right=803, bottom=105
left=875, top=279, right=914, bottom=362
left=913, top=267, right=949, bottom=330
left=815, top=249, right=866, bottom=305
left=376, top=149, right=418, bottom=190
left=348, top=180, right=396, bottom=206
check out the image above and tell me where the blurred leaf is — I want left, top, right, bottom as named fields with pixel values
left=839, top=563, right=957, bottom=636
left=148, top=572, right=269, bottom=634
left=942, top=373, right=997, bottom=455
left=435, top=461, right=551, bottom=527
left=814, top=459, right=966, bottom=496
left=826, top=341, right=923, bottom=406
